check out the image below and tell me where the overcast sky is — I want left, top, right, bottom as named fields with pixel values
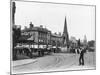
left=13, top=1, right=95, bottom=41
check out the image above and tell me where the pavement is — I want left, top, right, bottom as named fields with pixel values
left=12, top=59, right=37, bottom=67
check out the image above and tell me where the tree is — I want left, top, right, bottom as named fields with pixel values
left=13, top=26, right=21, bottom=60
left=13, top=27, right=21, bottom=46
left=88, top=40, right=95, bottom=47
left=87, top=40, right=95, bottom=52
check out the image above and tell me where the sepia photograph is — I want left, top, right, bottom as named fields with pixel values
left=11, top=0, right=96, bottom=74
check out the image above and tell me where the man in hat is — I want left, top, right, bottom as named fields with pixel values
left=79, top=47, right=85, bottom=65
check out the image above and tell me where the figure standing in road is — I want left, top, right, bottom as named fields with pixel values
left=79, top=47, right=85, bottom=65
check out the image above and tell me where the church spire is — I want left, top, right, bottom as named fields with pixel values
left=63, top=17, right=68, bottom=34
left=62, top=16, right=69, bottom=47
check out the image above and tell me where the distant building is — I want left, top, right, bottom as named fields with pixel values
left=51, top=33, right=63, bottom=47
left=70, top=36, right=77, bottom=48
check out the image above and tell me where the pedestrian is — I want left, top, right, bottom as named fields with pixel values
left=75, top=48, right=78, bottom=54
left=79, top=47, right=85, bottom=66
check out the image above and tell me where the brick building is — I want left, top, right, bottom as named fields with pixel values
left=21, top=22, right=51, bottom=48
left=21, top=22, right=63, bottom=48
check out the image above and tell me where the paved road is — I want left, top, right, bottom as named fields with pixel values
left=12, top=52, right=96, bottom=74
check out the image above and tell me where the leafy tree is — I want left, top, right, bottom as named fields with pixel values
left=12, top=26, right=21, bottom=60
left=88, top=40, right=95, bottom=47
left=13, top=27, right=21, bottom=47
